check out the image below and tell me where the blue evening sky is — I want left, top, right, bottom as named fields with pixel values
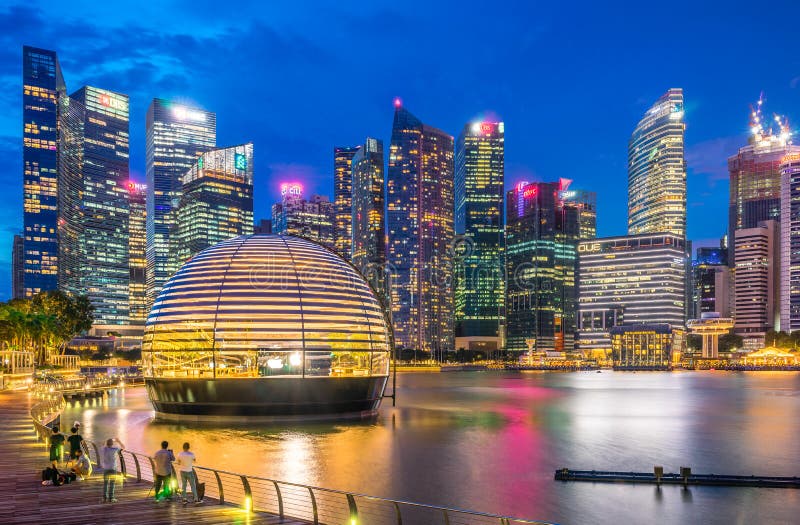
left=1, top=0, right=799, bottom=299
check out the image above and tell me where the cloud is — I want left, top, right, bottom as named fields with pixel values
left=685, top=135, right=742, bottom=188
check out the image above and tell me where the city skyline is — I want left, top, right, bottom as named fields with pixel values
left=3, top=1, right=800, bottom=299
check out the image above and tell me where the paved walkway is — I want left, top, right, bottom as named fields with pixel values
left=0, top=390, right=306, bottom=525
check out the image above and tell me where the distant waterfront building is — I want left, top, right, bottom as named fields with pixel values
left=505, top=180, right=594, bottom=354
left=729, top=97, right=798, bottom=261
left=387, top=101, right=454, bottom=355
left=734, top=220, right=779, bottom=349
left=627, top=88, right=686, bottom=237
left=22, top=46, right=64, bottom=297
left=334, top=146, right=360, bottom=260
left=454, top=121, right=505, bottom=352
left=351, top=138, right=386, bottom=303
left=172, top=143, right=254, bottom=266
left=271, top=184, right=336, bottom=251
left=691, top=244, right=731, bottom=319
left=12, top=234, right=24, bottom=299
left=611, top=324, right=675, bottom=369
left=254, top=218, right=272, bottom=234
left=781, top=152, right=800, bottom=332
left=128, top=182, right=147, bottom=327
left=145, top=98, right=216, bottom=305
left=577, top=233, right=688, bottom=353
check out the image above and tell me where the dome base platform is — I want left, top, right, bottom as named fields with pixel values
left=145, top=376, right=389, bottom=422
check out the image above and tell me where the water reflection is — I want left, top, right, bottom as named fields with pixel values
left=61, top=371, right=800, bottom=525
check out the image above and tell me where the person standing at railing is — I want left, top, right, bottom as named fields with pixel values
left=175, top=442, right=202, bottom=505
left=48, top=426, right=65, bottom=468
left=153, top=441, right=176, bottom=501
left=100, top=438, right=125, bottom=503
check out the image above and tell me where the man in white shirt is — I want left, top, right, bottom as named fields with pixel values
left=70, top=449, right=92, bottom=480
left=175, top=442, right=201, bottom=504
left=100, top=438, right=125, bottom=503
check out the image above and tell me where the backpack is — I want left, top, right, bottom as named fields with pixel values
left=41, top=467, right=58, bottom=483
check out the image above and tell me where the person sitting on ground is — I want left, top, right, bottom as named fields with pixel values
left=175, top=442, right=201, bottom=504
left=70, top=449, right=92, bottom=480
left=100, top=437, right=125, bottom=503
left=67, top=426, right=84, bottom=460
left=48, top=426, right=65, bottom=468
left=152, top=441, right=176, bottom=501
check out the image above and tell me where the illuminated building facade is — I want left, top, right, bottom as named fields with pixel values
left=334, top=146, right=360, bottom=260
left=172, top=143, right=254, bottom=267
left=505, top=180, right=593, bottom=354
left=128, top=183, right=147, bottom=327
left=142, top=235, right=392, bottom=420
left=691, top=245, right=730, bottom=319
left=611, top=324, right=674, bottom=369
left=729, top=97, right=798, bottom=261
left=254, top=219, right=272, bottom=234
left=146, top=98, right=216, bottom=305
left=734, top=220, right=778, bottom=349
left=351, top=138, right=386, bottom=303
left=271, top=184, right=336, bottom=251
left=12, top=234, right=24, bottom=299
left=454, top=121, right=504, bottom=352
left=781, top=153, right=800, bottom=331
left=387, top=102, right=454, bottom=355
left=627, top=88, right=686, bottom=237
left=577, top=234, right=687, bottom=352
left=22, top=46, right=64, bottom=297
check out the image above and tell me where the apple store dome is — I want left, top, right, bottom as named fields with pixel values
left=142, top=234, right=392, bottom=421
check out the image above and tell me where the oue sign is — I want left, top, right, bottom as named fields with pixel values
left=578, top=243, right=601, bottom=253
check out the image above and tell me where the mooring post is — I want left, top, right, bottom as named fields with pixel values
left=680, top=466, right=691, bottom=488
left=654, top=465, right=663, bottom=487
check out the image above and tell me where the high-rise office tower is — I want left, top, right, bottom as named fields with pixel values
left=60, top=86, right=131, bottom=329
left=172, top=143, right=254, bottom=265
left=729, top=98, right=798, bottom=259
left=22, top=46, right=64, bottom=297
left=334, top=146, right=360, bottom=260
left=505, top=180, right=593, bottom=354
left=691, top=245, right=731, bottom=319
left=454, top=121, right=504, bottom=352
left=781, top=152, right=800, bottom=332
left=254, top=219, right=272, bottom=234
left=387, top=101, right=454, bottom=355
left=734, top=220, right=779, bottom=349
left=351, top=137, right=386, bottom=303
left=577, top=234, right=688, bottom=353
left=146, top=98, right=216, bottom=304
left=11, top=234, right=24, bottom=299
left=628, top=88, right=686, bottom=237
left=272, top=184, right=336, bottom=251
left=128, top=182, right=147, bottom=327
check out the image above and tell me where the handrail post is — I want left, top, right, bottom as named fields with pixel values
left=214, top=470, right=224, bottom=504
left=346, top=493, right=358, bottom=524
left=393, top=501, right=403, bottom=525
left=308, top=487, right=318, bottom=525
left=240, top=475, right=252, bottom=512
left=118, top=450, right=127, bottom=476
left=443, top=508, right=451, bottom=525
left=131, top=452, right=142, bottom=482
left=272, top=480, right=284, bottom=518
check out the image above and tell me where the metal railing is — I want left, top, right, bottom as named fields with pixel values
left=29, top=395, right=554, bottom=525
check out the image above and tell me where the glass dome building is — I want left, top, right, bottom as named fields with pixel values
left=142, top=234, right=393, bottom=421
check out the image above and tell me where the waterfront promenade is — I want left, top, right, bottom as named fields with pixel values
left=0, top=390, right=305, bottom=525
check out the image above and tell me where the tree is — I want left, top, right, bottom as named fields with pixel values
left=686, top=334, right=702, bottom=351
left=719, top=333, right=743, bottom=352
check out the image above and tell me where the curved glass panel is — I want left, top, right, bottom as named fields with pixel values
left=142, top=234, right=392, bottom=379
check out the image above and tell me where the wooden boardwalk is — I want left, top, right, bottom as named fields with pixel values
left=0, top=391, right=308, bottom=525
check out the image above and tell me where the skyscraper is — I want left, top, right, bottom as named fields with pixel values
left=334, top=146, right=360, bottom=260
left=128, top=182, right=147, bottom=327
left=734, top=220, right=779, bottom=349
left=272, top=184, right=336, bottom=251
left=22, top=46, right=64, bottom=297
left=781, top=152, right=800, bottom=332
left=505, top=180, right=593, bottom=354
left=691, top=244, right=731, bottom=319
left=11, top=234, right=24, bottom=300
left=729, top=98, right=799, bottom=261
left=172, top=143, right=254, bottom=265
left=351, top=137, right=386, bottom=303
left=387, top=101, right=454, bottom=355
left=60, top=86, right=131, bottom=329
left=454, top=121, right=504, bottom=352
left=627, top=88, right=686, bottom=237
left=146, top=98, right=216, bottom=305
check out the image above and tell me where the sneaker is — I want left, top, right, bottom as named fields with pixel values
left=194, top=499, right=203, bottom=505
left=110, top=499, right=118, bottom=503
